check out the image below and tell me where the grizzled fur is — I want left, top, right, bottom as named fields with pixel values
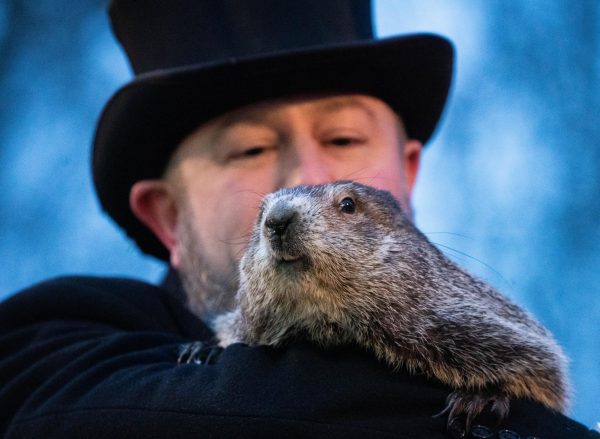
left=212, top=181, right=569, bottom=425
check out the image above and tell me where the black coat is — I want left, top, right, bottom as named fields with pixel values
left=1, top=276, right=597, bottom=438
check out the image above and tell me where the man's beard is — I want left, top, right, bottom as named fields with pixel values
left=176, top=212, right=239, bottom=321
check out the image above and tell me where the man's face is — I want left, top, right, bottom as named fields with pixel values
left=132, top=94, right=422, bottom=316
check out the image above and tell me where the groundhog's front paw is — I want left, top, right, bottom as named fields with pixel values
left=437, top=390, right=510, bottom=435
left=177, top=341, right=224, bottom=365
left=177, top=341, right=206, bottom=364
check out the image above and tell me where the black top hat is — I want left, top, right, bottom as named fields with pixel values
left=93, top=0, right=454, bottom=260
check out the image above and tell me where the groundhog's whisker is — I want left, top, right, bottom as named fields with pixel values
left=231, top=189, right=270, bottom=199
left=219, top=232, right=253, bottom=246
left=422, top=231, right=475, bottom=241
left=429, top=241, right=509, bottom=286
left=339, top=167, right=376, bottom=181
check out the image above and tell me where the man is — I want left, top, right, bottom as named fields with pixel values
left=129, top=93, right=423, bottom=321
left=1, top=0, right=597, bottom=438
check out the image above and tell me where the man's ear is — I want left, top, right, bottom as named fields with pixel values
left=129, top=180, right=179, bottom=257
left=403, top=139, right=422, bottom=194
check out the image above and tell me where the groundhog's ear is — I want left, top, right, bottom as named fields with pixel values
left=403, top=139, right=422, bottom=194
left=129, top=180, right=179, bottom=258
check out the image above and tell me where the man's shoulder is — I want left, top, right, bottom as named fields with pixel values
left=8, top=274, right=164, bottom=300
left=0, top=275, right=210, bottom=339
left=1, top=275, right=161, bottom=320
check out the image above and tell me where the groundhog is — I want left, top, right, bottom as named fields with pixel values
left=208, top=181, right=569, bottom=429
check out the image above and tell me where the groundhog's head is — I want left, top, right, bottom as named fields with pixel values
left=236, top=182, right=426, bottom=330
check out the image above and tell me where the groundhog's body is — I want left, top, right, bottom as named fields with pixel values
left=213, top=182, right=569, bottom=425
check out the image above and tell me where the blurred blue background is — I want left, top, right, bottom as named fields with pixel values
left=0, top=0, right=598, bottom=429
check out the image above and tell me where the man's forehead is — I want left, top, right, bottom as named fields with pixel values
left=212, top=94, right=382, bottom=129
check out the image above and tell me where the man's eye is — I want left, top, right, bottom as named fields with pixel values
left=233, top=146, right=269, bottom=159
left=328, top=136, right=364, bottom=147
left=242, top=147, right=265, bottom=157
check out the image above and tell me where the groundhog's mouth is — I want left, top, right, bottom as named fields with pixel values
left=280, top=254, right=301, bottom=263
left=266, top=240, right=308, bottom=269
left=268, top=245, right=304, bottom=263
left=272, top=254, right=309, bottom=272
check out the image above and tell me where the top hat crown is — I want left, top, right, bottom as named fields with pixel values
left=110, top=0, right=374, bottom=75
left=94, top=0, right=454, bottom=260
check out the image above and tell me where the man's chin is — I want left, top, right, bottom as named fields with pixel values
left=176, top=219, right=239, bottom=321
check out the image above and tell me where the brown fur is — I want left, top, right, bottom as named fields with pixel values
left=212, top=181, right=569, bottom=426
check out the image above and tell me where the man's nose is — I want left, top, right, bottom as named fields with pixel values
left=282, top=141, right=334, bottom=187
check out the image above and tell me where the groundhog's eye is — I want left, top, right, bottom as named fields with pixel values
left=339, top=197, right=356, bottom=214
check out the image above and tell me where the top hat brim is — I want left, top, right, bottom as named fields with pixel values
left=93, top=33, right=454, bottom=260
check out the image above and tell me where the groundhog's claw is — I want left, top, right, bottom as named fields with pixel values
left=177, top=341, right=205, bottom=364
left=177, top=341, right=223, bottom=365
left=437, top=390, right=510, bottom=434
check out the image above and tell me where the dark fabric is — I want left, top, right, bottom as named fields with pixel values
left=1, top=276, right=597, bottom=438
left=160, top=265, right=186, bottom=302
left=110, top=0, right=373, bottom=75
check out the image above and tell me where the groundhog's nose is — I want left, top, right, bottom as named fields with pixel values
left=264, top=202, right=297, bottom=238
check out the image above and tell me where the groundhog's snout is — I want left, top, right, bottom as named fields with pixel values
left=265, top=202, right=296, bottom=237
left=263, top=200, right=303, bottom=262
